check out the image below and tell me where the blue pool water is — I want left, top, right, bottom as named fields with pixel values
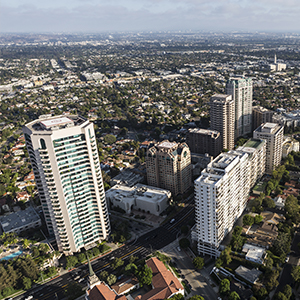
left=1, top=250, right=23, bottom=261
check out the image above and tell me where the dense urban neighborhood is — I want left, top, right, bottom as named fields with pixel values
left=1, top=32, right=300, bottom=300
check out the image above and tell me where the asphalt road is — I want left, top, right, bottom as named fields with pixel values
left=275, top=229, right=300, bottom=295
left=13, top=203, right=195, bottom=300
left=162, top=244, right=218, bottom=300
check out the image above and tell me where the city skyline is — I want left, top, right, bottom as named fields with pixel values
left=1, top=0, right=300, bottom=33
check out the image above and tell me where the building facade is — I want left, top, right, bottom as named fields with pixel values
left=194, top=139, right=266, bottom=257
left=186, top=128, right=222, bottom=157
left=23, top=115, right=110, bottom=254
left=253, top=106, right=273, bottom=131
left=210, top=94, right=235, bottom=151
left=226, top=77, right=253, bottom=138
left=253, top=123, right=284, bottom=174
left=106, top=184, right=171, bottom=216
left=146, top=141, right=192, bottom=196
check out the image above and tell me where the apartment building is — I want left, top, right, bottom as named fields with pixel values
left=186, top=128, right=222, bottom=157
left=253, top=106, right=273, bottom=131
left=23, top=115, right=110, bottom=254
left=253, top=123, right=284, bottom=174
left=210, top=94, right=235, bottom=151
left=146, top=141, right=192, bottom=196
left=226, top=77, right=253, bottom=138
left=194, top=139, right=266, bottom=257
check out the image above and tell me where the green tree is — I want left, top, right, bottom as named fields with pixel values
left=38, top=243, right=49, bottom=255
left=263, top=197, right=275, bottom=209
left=64, top=282, right=84, bottom=300
left=229, top=291, right=240, bottom=300
left=254, top=215, right=263, bottom=224
left=219, top=246, right=232, bottom=265
left=104, top=134, right=116, bottom=145
left=77, top=253, right=86, bottom=263
left=256, top=287, right=268, bottom=300
left=22, top=277, right=32, bottom=290
left=192, top=257, right=204, bottom=270
left=107, top=274, right=117, bottom=286
left=111, top=257, right=124, bottom=270
left=285, top=195, right=300, bottom=222
left=179, top=238, right=190, bottom=249
left=137, top=264, right=153, bottom=287
left=125, top=263, right=138, bottom=275
left=219, top=278, right=230, bottom=296
left=23, top=239, right=30, bottom=249
left=243, top=214, right=254, bottom=226
left=47, top=266, right=56, bottom=277
left=187, top=296, right=204, bottom=300
left=170, top=294, right=184, bottom=300
left=66, top=256, right=78, bottom=269
left=99, top=270, right=108, bottom=282
left=283, top=284, right=292, bottom=300
left=291, top=266, right=300, bottom=283
left=274, top=292, right=288, bottom=300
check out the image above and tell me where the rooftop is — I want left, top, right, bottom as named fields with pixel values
left=243, top=138, right=265, bottom=150
left=24, top=115, right=87, bottom=132
left=0, top=206, right=41, bottom=233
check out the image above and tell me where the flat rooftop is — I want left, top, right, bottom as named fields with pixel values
left=0, top=206, right=41, bottom=233
left=40, top=117, right=73, bottom=129
left=243, top=138, right=265, bottom=150
left=188, top=128, right=220, bottom=136
left=24, top=115, right=87, bottom=132
left=158, top=141, right=177, bottom=149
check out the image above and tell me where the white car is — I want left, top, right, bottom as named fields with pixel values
left=25, top=296, right=33, bottom=300
left=177, top=246, right=181, bottom=252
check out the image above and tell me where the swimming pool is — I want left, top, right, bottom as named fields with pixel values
left=0, top=250, right=23, bottom=261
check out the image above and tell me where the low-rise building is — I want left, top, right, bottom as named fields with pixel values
left=110, top=169, right=144, bottom=187
left=242, top=244, right=266, bottom=264
left=0, top=206, right=41, bottom=234
left=111, top=277, right=139, bottom=295
left=235, top=265, right=262, bottom=284
left=106, top=184, right=171, bottom=216
left=135, top=257, right=184, bottom=300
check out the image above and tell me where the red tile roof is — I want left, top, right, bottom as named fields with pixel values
left=135, top=257, right=183, bottom=300
left=88, top=282, right=127, bottom=300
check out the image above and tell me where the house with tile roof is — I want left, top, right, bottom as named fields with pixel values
left=135, top=257, right=184, bottom=300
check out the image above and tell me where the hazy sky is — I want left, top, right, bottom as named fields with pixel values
left=1, top=0, right=300, bottom=33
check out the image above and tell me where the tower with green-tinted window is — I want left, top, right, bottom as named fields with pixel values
left=23, top=115, right=110, bottom=255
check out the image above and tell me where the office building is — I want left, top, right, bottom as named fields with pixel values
left=194, top=139, right=266, bottom=257
left=23, top=115, right=110, bottom=255
left=253, top=106, right=273, bottom=130
left=106, top=184, right=171, bottom=216
left=146, top=141, right=192, bottom=196
left=210, top=94, right=235, bottom=150
left=186, top=128, right=222, bottom=157
left=253, top=123, right=284, bottom=174
left=226, top=77, right=253, bottom=138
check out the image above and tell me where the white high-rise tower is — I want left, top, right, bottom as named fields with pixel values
left=226, top=77, right=253, bottom=138
left=23, top=115, right=110, bottom=254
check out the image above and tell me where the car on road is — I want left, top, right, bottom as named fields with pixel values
left=25, top=296, right=33, bottom=300
left=177, top=246, right=181, bottom=251
left=170, top=219, right=175, bottom=224
left=78, top=278, right=85, bottom=283
left=286, top=256, right=290, bottom=263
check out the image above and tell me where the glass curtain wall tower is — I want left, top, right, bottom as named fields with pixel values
left=23, top=115, right=110, bottom=255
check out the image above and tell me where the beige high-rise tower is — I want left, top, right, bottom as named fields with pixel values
left=146, top=141, right=192, bottom=196
left=253, top=123, right=284, bottom=174
left=23, top=115, right=110, bottom=255
left=210, top=94, right=235, bottom=151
